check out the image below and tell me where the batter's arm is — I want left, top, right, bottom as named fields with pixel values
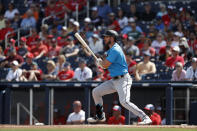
left=99, top=58, right=111, bottom=69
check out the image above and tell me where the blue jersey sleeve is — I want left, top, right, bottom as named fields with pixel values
left=106, top=49, right=118, bottom=63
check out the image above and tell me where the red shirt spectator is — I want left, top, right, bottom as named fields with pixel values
left=150, top=112, right=161, bottom=125
left=0, top=20, right=14, bottom=41
left=54, top=116, right=66, bottom=125
left=165, top=46, right=184, bottom=68
left=108, top=13, right=120, bottom=32
left=108, top=115, right=125, bottom=125
left=47, top=38, right=61, bottom=58
left=45, top=0, right=64, bottom=18
left=30, top=40, right=48, bottom=58
left=108, top=105, right=125, bottom=125
left=57, top=62, right=74, bottom=81
left=27, top=29, right=39, bottom=48
left=57, top=36, right=69, bottom=47
left=93, top=67, right=105, bottom=81
left=65, top=0, right=86, bottom=12
left=125, top=53, right=137, bottom=74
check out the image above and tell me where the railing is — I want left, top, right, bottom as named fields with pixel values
left=5, top=27, right=32, bottom=48
left=0, top=81, right=196, bottom=125
left=17, top=103, right=40, bottom=125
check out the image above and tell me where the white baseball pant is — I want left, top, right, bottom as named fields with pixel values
left=92, top=73, right=146, bottom=119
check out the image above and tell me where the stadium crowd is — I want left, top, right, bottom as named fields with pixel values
left=0, top=0, right=197, bottom=125
left=0, top=0, right=196, bottom=82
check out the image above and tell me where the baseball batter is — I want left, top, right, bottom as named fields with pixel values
left=87, top=30, right=152, bottom=125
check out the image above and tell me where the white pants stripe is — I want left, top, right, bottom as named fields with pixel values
left=92, top=73, right=146, bottom=119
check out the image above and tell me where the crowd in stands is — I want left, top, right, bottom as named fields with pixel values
left=0, top=0, right=196, bottom=82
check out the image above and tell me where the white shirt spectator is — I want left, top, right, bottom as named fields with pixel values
left=74, top=67, right=92, bottom=81
left=171, top=41, right=179, bottom=47
left=6, top=68, right=22, bottom=81
left=151, top=40, right=166, bottom=54
left=185, top=66, right=197, bottom=80
left=88, top=36, right=103, bottom=54
left=127, top=45, right=140, bottom=56
left=118, top=17, right=128, bottom=29
left=67, top=110, right=85, bottom=123
left=4, top=9, right=19, bottom=20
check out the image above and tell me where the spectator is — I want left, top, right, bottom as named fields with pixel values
left=49, top=25, right=60, bottom=39
left=141, top=3, right=155, bottom=21
left=57, top=26, right=69, bottom=47
left=22, top=4, right=39, bottom=21
left=155, top=16, right=165, bottom=32
left=0, top=46, right=5, bottom=61
left=27, top=28, right=39, bottom=48
left=165, top=46, right=184, bottom=68
left=4, top=3, right=19, bottom=21
left=6, top=60, right=22, bottom=81
left=156, top=3, right=167, bottom=18
left=11, top=12, right=22, bottom=30
left=126, top=3, right=140, bottom=21
left=53, top=108, right=66, bottom=125
left=139, top=104, right=161, bottom=125
left=117, top=7, right=128, bottom=29
left=0, top=19, right=14, bottom=46
left=4, top=38, right=17, bottom=56
left=127, top=18, right=142, bottom=40
left=125, top=53, right=136, bottom=75
left=108, top=105, right=125, bottom=125
left=188, top=31, right=197, bottom=54
left=0, top=3, right=5, bottom=15
left=171, top=62, right=186, bottom=81
left=88, top=34, right=103, bottom=54
left=60, top=36, right=79, bottom=63
left=21, top=62, right=42, bottom=81
left=47, top=38, right=61, bottom=58
left=17, top=37, right=30, bottom=57
left=73, top=59, right=92, bottom=81
left=39, top=24, right=49, bottom=41
left=0, top=13, right=5, bottom=29
left=123, top=36, right=139, bottom=56
left=81, top=17, right=93, bottom=39
left=171, top=32, right=182, bottom=47
left=30, top=36, right=48, bottom=59
left=106, top=12, right=120, bottom=32
left=55, top=55, right=66, bottom=73
left=0, top=49, right=24, bottom=68
left=20, top=9, right=36, bottom=31
left=45, top=0, right=59, bottom=17
left=185, top=57, right=197, bottom=81
left=141, top=38, right=156, bottom=56
left=97, top=0, right=112, bottom=21
left=121, top=17, right=142, bottom=35
left=57, top=62, right=74, bottom=81
left=68, top=21, right=80, bottom=37
left=135, top=51, right=156, bottom=81
left=42, top=60, right=57, bottom=80
left=90, top=7, right=102, bottom=27
left=21, top=53, right=34, bottom=70
left=151, top=33, right=166, bottom=54
left=179, top=37, right=190, bottom=60
left=66, top=100, right=85, bottom=125
left=159, top=38, right=172, bottom=61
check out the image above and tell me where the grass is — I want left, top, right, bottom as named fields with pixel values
left=0, top=128, right=196, bottom=131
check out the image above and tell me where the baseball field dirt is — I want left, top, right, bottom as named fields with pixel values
left=0, top=125, right=197, bottom=131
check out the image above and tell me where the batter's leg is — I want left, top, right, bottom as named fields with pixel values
left=88, top=80, right=116, bottom=122
left=114, top=74, right=147, bottom=119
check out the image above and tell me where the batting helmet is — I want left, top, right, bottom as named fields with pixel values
left=103, top=30, right=118, bottom=40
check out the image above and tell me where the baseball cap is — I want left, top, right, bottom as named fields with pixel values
left=84, top=17, right=91, bottom=23
left=69, top=18, right=75, bottom=23
left=128, top=36, right=135, bottom=41
left=62, top=26, right=67, bottom=31
left=143, top=50, right=151, bottom=56
left=10, top=38, right=16, bottom=44
left=102, top=30, right=118, bottom=38
left=113, top=105, right=121, bottom=111
left=144, top=104, right=155, bottom=111
left=92, top=6, right=98, bottom=11
left=26, top=53, right=34, bottom=59
left=73, top=21, right=80, bottom=27
left=174, top=32, right=182, bottom=37
left=92, top=34, right=99, bottom=39
left=63, top=62, right=71, bottom=68
left=128, top=17, right=135, bottom=23
left=12, top=60, right=19, bottom=66
left=192, top=57, right=197, bottom=63
left=172, top=46, right=180, bottom=52
left=109, top=12, right=115, bottom=16
left=20, top=37, right=27, bottom=42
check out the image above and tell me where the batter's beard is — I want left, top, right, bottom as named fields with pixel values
left=104, top=41, right=110, bottom=51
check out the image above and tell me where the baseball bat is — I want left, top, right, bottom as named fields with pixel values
left=74, top=33, right=98, bottom=60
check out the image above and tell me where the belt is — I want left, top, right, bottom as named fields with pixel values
left=113, top=74, right=125, bottom=80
